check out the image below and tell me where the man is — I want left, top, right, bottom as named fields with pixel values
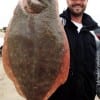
left=49, top=0, right=99, bottom=100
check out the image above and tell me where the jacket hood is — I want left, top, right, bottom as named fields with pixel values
left=60, top=8, right=98, bottom=30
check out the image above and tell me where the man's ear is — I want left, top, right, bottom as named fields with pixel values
left=19, top=0, right=47, bottom=14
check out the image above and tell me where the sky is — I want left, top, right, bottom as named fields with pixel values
left=0, top=0, right=100, bottom=28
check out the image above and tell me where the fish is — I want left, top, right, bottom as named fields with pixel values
left=2, top=0, right=70, bottom=100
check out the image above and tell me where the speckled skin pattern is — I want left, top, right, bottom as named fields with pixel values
left=2, top=0, right=70, bottom=100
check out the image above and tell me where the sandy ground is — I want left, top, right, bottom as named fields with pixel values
left=0, top=56, right=25, bottom=100
left=0, top=56, right=99, bottom=100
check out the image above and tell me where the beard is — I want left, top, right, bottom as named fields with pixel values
left=69, top=4, right=86, bottom=17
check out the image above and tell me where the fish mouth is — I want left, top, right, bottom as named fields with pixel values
left=24, top=0, right=48, bottom=14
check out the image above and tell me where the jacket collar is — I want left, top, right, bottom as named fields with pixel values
left=60, top=8, right=98, bottom=31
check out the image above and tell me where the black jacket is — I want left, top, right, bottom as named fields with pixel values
left=61, top=8, right=98, bottom=95
left=60, top=8, right=98, bottom=76
left=60, top=8, right=98, bottom=75
left=49, top=9, right=98, bottom=100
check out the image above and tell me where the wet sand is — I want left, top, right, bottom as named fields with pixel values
left=0, top=56, right=99, bottom=100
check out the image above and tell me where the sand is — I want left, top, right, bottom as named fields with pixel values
left=0, top=57, right=25, bottom=100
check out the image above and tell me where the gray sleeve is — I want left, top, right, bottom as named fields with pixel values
left=96, top=40, right=100, bottom=98
left=90, top=31, right=100, bottom=98
left=60, top=17, right=66, bottom=26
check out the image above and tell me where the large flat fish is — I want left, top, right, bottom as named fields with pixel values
left=2, top=0, right=70, bottom=100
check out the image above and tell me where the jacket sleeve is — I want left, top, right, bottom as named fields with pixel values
left=60, top=17, right=66, bottom=26
left=90, top=31, right=100, bottom=98
left=96, top=40, right=100, bottom=98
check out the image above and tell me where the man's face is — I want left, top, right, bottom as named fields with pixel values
left=67, top=0, right=88, bottom=16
